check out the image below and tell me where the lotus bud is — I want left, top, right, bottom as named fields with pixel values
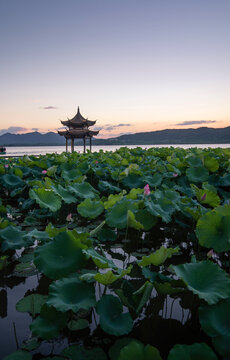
left=4, top=164, right=9, bottom=168
left=42, top=170, right=47, bottom=175
left=173, top=173, right=178, bottom=177
left=201, top=193, right=206, bottom=201
left=144, top=184, right=150, bottom=196
left=207, top=249, right=214, bottom=258
left=66, top=213, right=73, bottom=222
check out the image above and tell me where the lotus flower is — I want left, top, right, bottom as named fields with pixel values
left=95, top=160, right=98, bottom=164
left=207, top=249, right=214, bottom=258
left=144, top=184, right=150, bottom=196
left=42, top=170, right=47, bottom=175
left=201, top=193, right=206, bottom=201
left=66, top=213, right=73, bottom=222
left=4, top=164, right=9, bottom=169
left=173, top=173, right=178, bottom=177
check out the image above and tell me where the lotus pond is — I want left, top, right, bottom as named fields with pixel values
left=1, top=147, right=230, bottom=360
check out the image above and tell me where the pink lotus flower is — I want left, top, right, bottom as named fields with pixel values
left=207, top=249, right=214, bottom=258
left=95, top=160, right=98, bottom=164
left=42, top=170, right=47, bottom=175
left=201, top=193, right=206, bottom=201
left=4, top=164, right=9, bottom=169
left=173, top=173, right=178, bottom=177
left=66, top=213, right=73, bottom=222
left=144, top=184, right=150, bottom=196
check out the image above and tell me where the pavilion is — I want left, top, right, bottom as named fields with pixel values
left=58, top=107, right=99, bottom=153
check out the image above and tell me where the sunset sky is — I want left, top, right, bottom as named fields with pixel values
left=0, top=0, right=229, bottom=138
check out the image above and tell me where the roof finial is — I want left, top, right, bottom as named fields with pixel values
left=77, top=106, right=80, bottom=113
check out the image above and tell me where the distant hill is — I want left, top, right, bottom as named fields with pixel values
left=0, top=126, right=230, bottom=146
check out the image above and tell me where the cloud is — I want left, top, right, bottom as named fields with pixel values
left=96, top=123, right=132, bottom=132
left=32, top=128, right=39, bottom=131
left=40, top=106, right=58, bottom=110
left=176, top=120, right=217, bottom=126
left=0, top=126, right=28, bottom=135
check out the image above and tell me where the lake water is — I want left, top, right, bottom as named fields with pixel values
left=2, top=144, right=230, bottom=157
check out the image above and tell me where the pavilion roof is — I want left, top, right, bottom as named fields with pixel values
left=61, top=107, right=96, bottom=128
left=58, top=128, right=99, bottom=139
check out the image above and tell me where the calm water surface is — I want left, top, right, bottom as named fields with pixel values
left=2, top=144, right=230, bottom=157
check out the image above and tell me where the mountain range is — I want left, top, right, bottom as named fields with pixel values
left=0, top=126, right=230, bottom=146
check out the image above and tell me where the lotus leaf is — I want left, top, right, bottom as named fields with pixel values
left=21, top=338, right=40, bottom=351
left=14, top=262, right=38, bottom=277
left=219, top=173, right=230, bottom=186
left=109, top=338, right=135, bottom=360
left=168, top=343, right=218, bottom=360
left=67, top=318, right=89, bottom=331
left=96, top=227, right=117, bottom=242
left=0, top=226, right=27, bottom=252
left=106, top=198, right=139, bottom=229
left=98, top=180, right=121, bottom=194
left=133, top=281, right=154, bottom=313
left=145, top=198, right=175, bottom=223
left=61, top=168, right=82, bottom=181
left=199, top=298, right=230, bottom=357
left=68, top=182, right=98, bottom=199
left=29, top=188, right=62, bottom=212
left=172, top=260, right=230, bottom=305
left=117, top=340, right=162, bottom=360
left=47, top=274, right=96, bottom=312
left=127, top=210, right=144, bottom=230
left=126, top=188, right=143, bottom=200
left=104, top=193, right=124, bottom=209
left=16, top=294, right=48, bottom=317
left=3, top=350, right=32, bottom=360
left=196, top=205, right=230, bottom=252
left=143, top=173, right=162, bottom=187
left=138, top=246, right=179, bottom=267
left=34, top=232, right=87, bottom=279
left=191, top=184, right=220, bottom=207
left=96, top=295, right=133, bottom=336
left=122, top=174, right=144, bottom=189
left=204, top=156, right=219, bottom=172
left=61, top=344, right=107, bottom=360
left=186, top=156, right=203, bottom=167
left=51, top=184, right=77, bottom=204
left=82, top=248, right=117, bottom=269
left=186, top=166, right=209, bottom=183
left=30, top=304, right=68, bottom=339
left=94, top=265, right=133, bottom=285
left=77, top=198, right=104, bottom=219
left=2, top=174, right=25, bottom=188
left=135, top=209, right=157, bottom=230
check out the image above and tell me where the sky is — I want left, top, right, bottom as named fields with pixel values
left=0, top=0, right=230, bottom=138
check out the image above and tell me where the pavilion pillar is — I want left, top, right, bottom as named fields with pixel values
left=89, top=137, right=92, bottom=152
left=83, top=137, right=86, bottom=153
left=65, top=138, right=68, bottom=152
left=71, top=138, right=74, bottom=152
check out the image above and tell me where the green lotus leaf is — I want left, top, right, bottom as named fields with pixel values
left=199, top=299, right=230, bottom=341
left=14, top=261, right=38, bottom=277
left=135, top=209, right=157, bottom=230
left=61, top=344, right=107, bottom=360
left=47, top=274, right=96, bottom=312
left=96, top=227, right=117, bottom=242
left=0, top=226, right=27, bottom=252
left=24, top=228, right=50, bottom=243
left=186, top=166, right=209, bottom=183
left=138, top=246, right=179, bottom=267
left=3, top=350, right=32, bottom=360
left=172, top=260, right=230, bottom=305
left=51, top=184, right=77, bottom=204
left=67, top=318, right=89, bottom=331
left=98, top=180, right=121, bottom=194
left=29, top=188, right=62, bottom=212
left=82, top=248, right=117, bottom=269
left=144, top=173, right=162, bottom=187
left=45, top=223, right=66, bottom=238
left=145, top=198, right=175, bottom=223
left=104, top=193, right=124, bottom=209
left=168, top=343, right=218, bottom=360
left=212, top=334, right=230, bottom=357
left=117, top=340, right=162, bottom=360
left=21, top=338, right=41, bottom=351
left=127, top=210, right=144, bottom=230
left=186, top=156, right=203, bottom=167
left=16, top=294, right=48, bottom=317
left=196, top=205, right=230, bottom=252
left=106, top=198, right=139, bottom=229
left=96, top=295, right=133, bottom=336
left=61, top=168, right=82, bottom=181
left=204, top=156, right=219, bottom=172
left=122, top=174, right=144, bottom=189
left=126, top=188, right=143, bottom=200
left=191, top=184, right=220, bottom=208
left=68, top=182, right=98, bottom=199
left=94, top=265, right=133, bottom=285
left=219, top=173, right=230, bottom=186
left=34, top=232, right=87, bottom=279
left=30, top=304, right=68, bottom=339
left=133, top=281, right=154, bottom=313
left=154, top=282, right=183, bottom=295
left=109, top=338, right=135, bottom=360
left=2, top=174, right=25, bottom=188
left=77, top=198, right=104, bottom=219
